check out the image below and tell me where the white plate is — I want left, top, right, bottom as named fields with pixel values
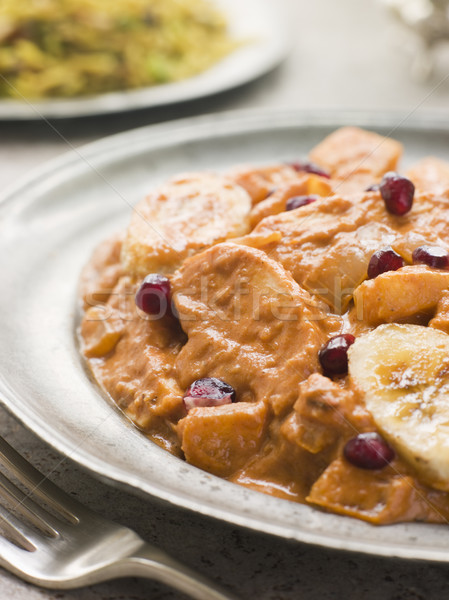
left=2, top=109, right=449, bottom=561
left=0, top=0, right=289, bottom=120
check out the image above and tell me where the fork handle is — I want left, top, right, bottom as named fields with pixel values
left=111, top=542, right=239, bottom=600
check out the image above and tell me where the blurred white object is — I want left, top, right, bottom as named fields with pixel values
left=380, top=0, right=449, bottom=78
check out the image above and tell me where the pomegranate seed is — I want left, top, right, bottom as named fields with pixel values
left=412, top=245, right=449, bottom=269
left=344, top=432, right=395, bottom=470
left=183, top=377, right=236, bottom=411
left=318, top=334, right=355, bottom=376
left=135, top=273, right=171, bottom=316
left=288, top=160, right=330, bottom=179
left=286, top=194, right=319, bottom=211
left=367, top=246, right=405, bottom=279
left=379, top=171, right=414, bottom=216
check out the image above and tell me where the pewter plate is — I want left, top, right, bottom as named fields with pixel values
left=0, top=0, right=289, bottom=120
left=1, top=110, right=449, bottom=561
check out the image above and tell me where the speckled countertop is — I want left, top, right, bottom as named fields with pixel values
left=2, top=1, right=449, bottom=599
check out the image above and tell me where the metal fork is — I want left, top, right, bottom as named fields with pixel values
left=0, top=436, right=237, bottom=600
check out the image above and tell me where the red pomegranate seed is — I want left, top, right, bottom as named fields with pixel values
left=344, top=432, right=395, bottom=470
left=183, top=377, right=236, bottom=411
left=288, top=160, right=330, bottom=179
left=379, top=171, right=414, bottom=216
left=412, top=245, right=449, bottom=269
left=367, top=246, right=405, bottom=279
left=135, top=273, right=171, bottom=316
left=285, top=194, right=320, bottom=211
left=318, top=334, right=355, bottom=376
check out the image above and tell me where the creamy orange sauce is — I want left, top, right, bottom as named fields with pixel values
left=79, top=127, right=449, bottom=525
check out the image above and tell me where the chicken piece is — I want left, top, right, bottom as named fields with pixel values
left=227, top=163, right=300, bottom=205
left=121, top=172, right=251, bottom=277
left=309, top=126, right=402, bottom=191
left=281, top=374, right=372, bottom=454
left=353, top=265, right=449, bottom=326
left=171, top=243, right=339, bottom=416
left=230, top=434, right=320, bottom=502
left=249, top=173, right=333, bottom=227
left=178, top=401, right=268, bottom=477
left=406, top=157, right=449, bottom=195
left=243, top=193, right=398, bottom=312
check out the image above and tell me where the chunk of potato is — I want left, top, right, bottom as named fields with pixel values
left=80, top=306, right=124, bottom=358
left=227, top=163, right=299, bottom=205
left=307, top=458, right=442, bottom=524
left=178, top=401, right=268, bottom=477
left=309, top=126, right=402, bottom=183
left=353, top=265, right=449, bottom=325
left=406, top=157, right=449, bottom=194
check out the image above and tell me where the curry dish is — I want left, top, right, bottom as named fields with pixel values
left=79, top=127, right=449, bottom=525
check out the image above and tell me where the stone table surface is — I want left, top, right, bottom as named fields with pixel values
left=1, top=0, right=449, bottom=599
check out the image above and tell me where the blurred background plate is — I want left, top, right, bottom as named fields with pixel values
left=1, top=109, right=449, bottom=561
left=0, top=0, right=290, bottom=120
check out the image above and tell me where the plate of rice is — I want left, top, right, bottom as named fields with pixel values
left=0, top=0, right=289, bottom=119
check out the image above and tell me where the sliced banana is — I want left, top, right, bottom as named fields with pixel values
left=121, top=172, right=251, bottom=277
left=349, top=323, right=449, bottom=491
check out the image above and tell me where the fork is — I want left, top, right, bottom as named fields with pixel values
left=0, top=436, right=237, bottom=600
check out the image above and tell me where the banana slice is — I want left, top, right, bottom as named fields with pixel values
left=121, top=172, right=251, bottom=277
left=349, top=323, right=449, bottom=491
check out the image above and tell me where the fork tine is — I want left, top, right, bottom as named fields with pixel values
left=0, top=503, right=47, bottom=550
left=0, top=511, right=35, bottom=552
left=0, top=437, right=78, bottom=524
left=0, top=470, right=58, bottom=537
